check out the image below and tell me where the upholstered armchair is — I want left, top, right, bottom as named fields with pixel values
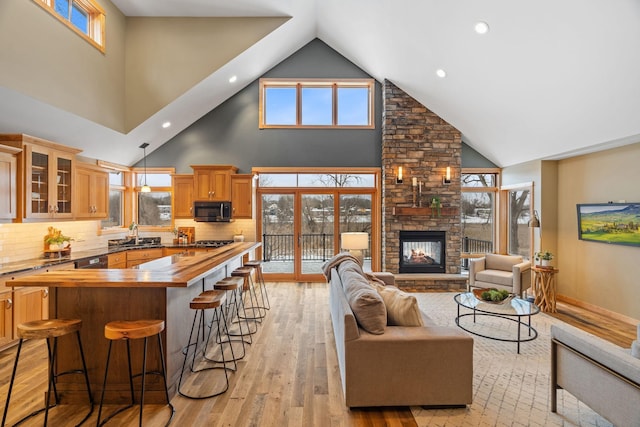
left=468, top=253, right=531, bottom=297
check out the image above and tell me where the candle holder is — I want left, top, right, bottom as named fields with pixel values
left=412, top=186, right=417, bottom=208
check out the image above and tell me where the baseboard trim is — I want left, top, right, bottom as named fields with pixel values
left=557, top=294, right=640, bottom=326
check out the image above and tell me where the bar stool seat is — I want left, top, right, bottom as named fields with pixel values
left=97, top=320, right=174, bottom=426
left=2, top=319, right=93, bottom=427
left=179, top=290, right=236, bottom=399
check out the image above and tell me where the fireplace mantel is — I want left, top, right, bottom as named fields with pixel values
left=393, top=206, right=459, bottom=216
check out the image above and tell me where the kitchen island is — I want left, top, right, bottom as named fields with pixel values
left=11, top=242, right=259, bottom=404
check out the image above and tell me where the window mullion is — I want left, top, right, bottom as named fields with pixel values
left=332, top=84, right=338, bottom=126
left=296, top=83, right=302, bottom=126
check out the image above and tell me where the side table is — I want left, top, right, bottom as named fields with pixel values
left=532, top=266, right=559, bottom=313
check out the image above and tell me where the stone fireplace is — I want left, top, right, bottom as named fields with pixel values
left=382, top=79, right=463, bottom=285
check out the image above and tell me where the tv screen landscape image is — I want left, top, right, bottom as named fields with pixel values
left=577, top=203, right=640, bottom=247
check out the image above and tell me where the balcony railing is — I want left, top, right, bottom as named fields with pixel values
left=262, top=233, right=336, bottom=262
left=461, top=237, right=493, bottom=268
left=261, top=233, right=372, bottom=262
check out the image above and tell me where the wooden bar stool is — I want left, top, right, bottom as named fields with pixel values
left=2, top=319, right=93, bottom=427
left=178, top=291, right=236, bottom=399
left=244, top=260, right=270, bottom=311
left=214, top=277, right=256, bottom=346
left=232, top=267, right=265, bottom=322
left=96, top=320, right=174, bottom=426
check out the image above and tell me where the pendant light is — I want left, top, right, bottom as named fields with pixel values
left=139, top=143, right=151, bottom=193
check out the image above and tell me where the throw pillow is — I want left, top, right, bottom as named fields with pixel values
left=341, top=268, right=386, bottom=334
left=374, top=284, right=424, bottom=327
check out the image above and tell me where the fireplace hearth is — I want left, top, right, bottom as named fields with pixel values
left=399, top=230, right=446, bottom=273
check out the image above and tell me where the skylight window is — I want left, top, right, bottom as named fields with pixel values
left=33, top=0, right=106, bottom=53
left=260, top=79, right=375, bottom=129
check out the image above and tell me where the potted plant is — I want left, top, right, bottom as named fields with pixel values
left=44, top=226, right=71, bottom=251
left=535, top=250, right=554, bottom=267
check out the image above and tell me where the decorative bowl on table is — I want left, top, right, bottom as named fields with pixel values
left=472, top=288, right=514, bottom=305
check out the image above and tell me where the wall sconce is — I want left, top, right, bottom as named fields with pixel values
left=139, top=142, right=151, bottom=193
left=528, top=210, right=541, bottom=228
left=396, top=166, right=403, bottom=184
left=341, top=232, right=369, bottom=265
left=443, top=166, right=452, bottom=184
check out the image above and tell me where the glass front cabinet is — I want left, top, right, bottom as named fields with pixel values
left=24, top=142, right=79, bottom=219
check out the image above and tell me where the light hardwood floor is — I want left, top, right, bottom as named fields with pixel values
left=0, top=283, right=636, bottom=426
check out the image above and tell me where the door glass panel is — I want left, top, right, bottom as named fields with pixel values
left=31, top=151, right=49, bottom=214
left=56, top=157, right=72, bottom=214
left=508, top=189, right=531, bottom=258
left=301, top=194, right=334, bottom=274
left=261, top=194, right=294, bottom=274
left=339, top=194, right=372, bottom=271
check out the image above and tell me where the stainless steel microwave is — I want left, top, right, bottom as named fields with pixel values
left=193, top=201, right=232, bottom=222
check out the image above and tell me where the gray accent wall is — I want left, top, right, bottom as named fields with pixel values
left=145, top=38, right=496, bottom=172
left=146, top=39, right=383, bottom=173
left=461, top=142, right=498, bottom=168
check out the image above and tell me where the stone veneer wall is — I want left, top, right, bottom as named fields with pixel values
left=382, top=80, right=462, bottom=274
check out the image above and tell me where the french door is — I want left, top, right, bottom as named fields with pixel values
left=255, top=168, right=380, bottom=282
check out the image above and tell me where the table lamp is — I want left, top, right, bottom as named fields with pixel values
left=341, top=232, right=368, bottom=265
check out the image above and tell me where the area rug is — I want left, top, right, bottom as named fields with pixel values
left=410, top=292, right=613, bottom=427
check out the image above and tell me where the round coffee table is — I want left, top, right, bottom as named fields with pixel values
left=454, top=292, right=540, bottom=354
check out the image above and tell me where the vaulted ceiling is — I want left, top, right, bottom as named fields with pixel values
left=2, top=0, right=640, bottom=167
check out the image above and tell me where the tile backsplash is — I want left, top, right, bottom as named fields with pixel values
left=0, top=218, right=255, bottom=264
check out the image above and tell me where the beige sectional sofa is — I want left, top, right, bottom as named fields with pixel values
left=551, top=322, right=640, bottom=426
left=326, top=257, right=473, bottom=408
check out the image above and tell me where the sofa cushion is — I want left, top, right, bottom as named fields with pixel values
left=485, top=253, right=522, bottom=271
left=476, top=269, right=514, bottom=287
left=374, top=285, right=424, bottom=326
left=337, top=259, right=365, bottom=281
left=340, top=267, right=386, bottom=334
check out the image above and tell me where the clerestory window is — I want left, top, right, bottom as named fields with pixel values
left=33, top=0, right=106, bottom=53
left=259, top=79, right=375, bottom=129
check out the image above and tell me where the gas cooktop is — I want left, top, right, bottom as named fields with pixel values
left=194, top=240, right=234, bottom=248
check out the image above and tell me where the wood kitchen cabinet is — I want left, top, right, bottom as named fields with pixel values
left=0, top=145, right=20, bottom=220
left=24, top=141, right=80, bottom=219
left=192, top=165, right=238, bottom=201
left=0, top=289, right=13, bottom=350
left=0, top=134, right=81, bottom=221
left=108, top=252, right=127, bottom=268
left=126, top=248, right=163, bottom=268
left=75, top=162, right=109, bottom=219
left=172, top=174, right=194, bottom=218
left=231, top=174, right=253, bottom=219
left=13, top=286, right=49, bottom=337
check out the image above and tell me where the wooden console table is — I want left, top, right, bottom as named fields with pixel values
left=532, top=266, right=559, bottom=313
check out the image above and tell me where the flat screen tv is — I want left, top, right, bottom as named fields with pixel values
left=577, top=203, right=640, bottom=247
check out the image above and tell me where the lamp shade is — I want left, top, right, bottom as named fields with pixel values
left=341, top=232, right=368, bottom=250
left=528, top=210, right=541, bottom=228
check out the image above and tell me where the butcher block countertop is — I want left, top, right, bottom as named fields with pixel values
left=11, top=242, right=260, bottom=288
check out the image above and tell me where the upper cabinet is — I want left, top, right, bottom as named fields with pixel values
left=0, top=144, right=20, bottom=220
left=0, top=134, right=82, bottom=221
left=75, top=162, right=108, bottom=219
left=172, top=174, right=194, bottom=218
left=231, top=174, right=253, bottom=219
left=192, top=165, right=238, bottom=201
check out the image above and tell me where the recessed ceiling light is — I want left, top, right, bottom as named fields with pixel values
left=474, top=21, right=489, bottom=34
left=229, top=75, right=237, bottom=83
left=436, top=69, right=447, bottom=78
left=162, top=121, right=171, bottom=129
